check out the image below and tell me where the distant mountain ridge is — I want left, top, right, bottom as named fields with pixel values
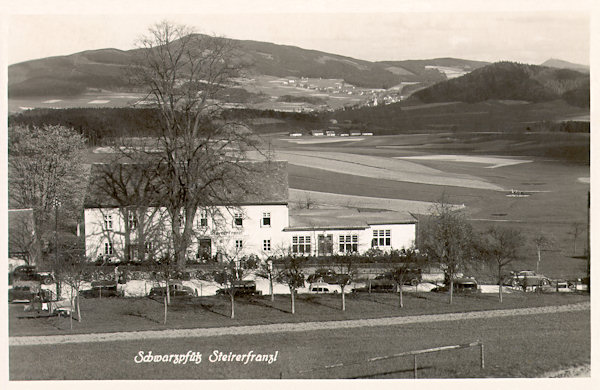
left=8, top=34, right=489, bottom=98
left=541, top=58, right=589, bottom=73
left=412, top=61, right=589, bottom=108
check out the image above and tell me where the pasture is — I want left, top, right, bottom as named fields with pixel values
left=9, top=297, right=589, bottom=379
left=273, top=132, right=589, bottom=279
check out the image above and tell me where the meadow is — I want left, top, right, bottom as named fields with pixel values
left=272, top=132, right=589, bottom=279
left=9, top=296, right=589, bottom=379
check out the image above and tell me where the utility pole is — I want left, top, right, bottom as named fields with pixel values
left=54, top=198, right=61, bottom=299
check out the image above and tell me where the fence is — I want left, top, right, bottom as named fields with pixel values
left=282, top=340, right=484, bottom=379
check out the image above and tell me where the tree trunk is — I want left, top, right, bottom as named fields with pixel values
left=230, top=293, right=235, bottom=319
left=341, top=286, right=346, bottom=311
left=291, top=288, right=295, bottom=314
left=536, top=248, right=541, bottom=274
left=163, top=295, right=168, bottom=324
left=76, top=290, right=81, bottom=321
left=398, top=283, right=404, bottom=308
left=70, top=285, right=74, bottom=329
left=269, top=274, right=274, bottom=302
left=165, top=280, right=171, bottom=305
left=498, top=264, right=503, bottom=303
left=449, top=279, right=454, bottom=304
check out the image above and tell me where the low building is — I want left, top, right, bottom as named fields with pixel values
left=325, top=130, right=336, bottom=137
left=289, top=132, right=303, bottom=137
left=310, top=130, right=324, bottom=136
left=285, top=209, right=416, bottom=256
left=83, top=161, right=417, bottom=262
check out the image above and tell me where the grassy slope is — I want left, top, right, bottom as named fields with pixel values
left=9, top=293, right=588, bottom=337
left=9, top=305, right=589, bottom=379
left=276, top=132, right=589, bottom=279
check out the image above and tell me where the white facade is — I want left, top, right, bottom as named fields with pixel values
left=84, top=204, right=289, bottom=261
left=284, top=223, right=416, bottom=257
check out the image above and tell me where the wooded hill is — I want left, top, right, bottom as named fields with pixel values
left=412, top=61, right=589, bottom=108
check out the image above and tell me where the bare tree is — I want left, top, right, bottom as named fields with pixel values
left=569, top=223, right=583, bottom=255
left=276, top=256, right=306, bottom=314
left=478, top=227, right=523, bottom=303
left=255, top=257, right=276, bottom=302
left=55, top=254, right=88, bottom=328
left=331, top=254, right=358, bottom=312
left=420, top=197, right=475, bottom=304
left=386, top=248, right=425, bottom=308
left=130, top=21, right=263, bottom=268
left=212, top=254, right=258, bottom=319
left=532, top=233, right=552, bottom=274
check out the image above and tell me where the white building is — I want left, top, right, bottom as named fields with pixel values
left=83, top=161, right=416, bottom=262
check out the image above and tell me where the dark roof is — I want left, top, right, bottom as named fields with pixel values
left=286, top=209, right=417, bottom=231
left=84, top=160, right=288, bottom=208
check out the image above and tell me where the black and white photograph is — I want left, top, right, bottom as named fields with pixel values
left=2, top=0, right=595, bottom=385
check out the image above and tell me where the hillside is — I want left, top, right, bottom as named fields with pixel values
left=541, top=58, right=589, bottom=73
left=8, top=34, right=493, bottom=98
left=412, top=62, right=589, bottom=108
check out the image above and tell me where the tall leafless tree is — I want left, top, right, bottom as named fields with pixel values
left=128, top=21, right=264, bottom=268
left=478, top=227, right=523, bottom=303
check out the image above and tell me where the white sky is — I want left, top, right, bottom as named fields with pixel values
left=3, top=0, right=594, bottom=66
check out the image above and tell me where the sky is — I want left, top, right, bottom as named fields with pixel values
left=3, top=0, right=594, bottom=66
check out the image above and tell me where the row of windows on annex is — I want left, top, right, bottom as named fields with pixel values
left=101, top=210, right=276, bottom=232
left=290, top=230, right=393, bottom=255
left=102, top=239, right=274, bottom=256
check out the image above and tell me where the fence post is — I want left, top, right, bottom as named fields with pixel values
left=480, top=343, right=485, bottom=369
left=413, top=354, right=418, bottom=379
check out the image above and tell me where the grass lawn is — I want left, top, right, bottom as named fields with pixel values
left=9, top=291, right=589, bottom=337
left=9, top=309, right=589, bottom=379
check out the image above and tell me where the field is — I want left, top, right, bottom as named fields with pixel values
left=269, top=131, right=589, bottom=279
left=9, top=293, right=590, bottom=379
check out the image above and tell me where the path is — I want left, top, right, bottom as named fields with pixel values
left=9, top=302, right=589, bottom=347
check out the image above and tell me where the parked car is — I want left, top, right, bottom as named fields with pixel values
left=216, top=280, right=261, bottom=296
left=353, top=278, right=395, bottom=293
left=306, top=269, right=339, bottom=284
left=433, top=277, right=479, bottom=293
left=10, top=265, right=54, bottom=285
left=520, top=277, right=554, bottom=292
left=9, top=281, right=52, bottom=303
left=149, top=282, right=196, bottom=297
left=308, top=282, right=341, bottom=294
left=81, top=280, right=119, bottom=298
left=506, top=270, right=546, bottom=287
left=375, top=269, right=422, bottom=286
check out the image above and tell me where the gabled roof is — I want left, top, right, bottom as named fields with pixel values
left=84, top=160, right=288, bottom=208
left=286, top=208, right=417, bottom=231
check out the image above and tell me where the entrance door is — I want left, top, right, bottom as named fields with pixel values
left=318, top=234, right=333, bottom=256
left=197, top=239, right=212, bottom=261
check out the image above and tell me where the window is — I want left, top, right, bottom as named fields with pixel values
left=233, top=212, right=243, bottom=227
left=235, top=239, right=243, bottom=250
left=372, top=229, right=391, bottom=247
left=262, top=212, right=271, bottom=227
left=128, top=211, right=137, bottom=230
left=198, top=210, right=208, bottom=227
left=263, top=239, right=271, bottom=252
left=104, top=242, right=113, bottom=255
left=103, top=214, right=113, bottom=230
left=292, top=235, right=311, bottom=254
left=145, top=242, right=153, bottom=252
left=339, top=234, right=359, bottom=253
